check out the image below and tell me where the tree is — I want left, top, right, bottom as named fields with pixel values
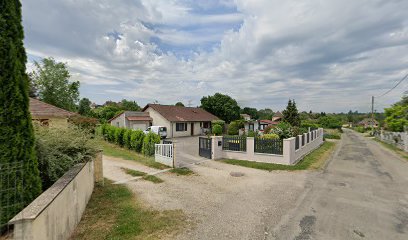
left=258, top=108, right=274, bottom=120
left=282, top=99, right=301, bottom=127
left=120, top=99, right=140, bottom=111
left=384, top=97, right=408, bottom=132
left=0, top=0, right=42, bottom=226
left=175, top=102, right=185, bottom=107
left=318, top=115, right=343, bottom=129
left=78, top=98, right=92, bottom=116
left=241, top=107, right=258, bottom=119
left=200, top=93, right=240, bottom=123
left=31, top=57, right=80, bottom=111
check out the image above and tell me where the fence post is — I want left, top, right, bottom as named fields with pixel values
left=283, top=137, right=296, bottom=164
left=211, top=136, right=223, bottom=160
left=247, top=137, right=255, bottom=156
left=298, top=135, right=303, bottom=148
left=404, top=132, right=408, bottom=152
left=94, top=151, right=104, bottom=186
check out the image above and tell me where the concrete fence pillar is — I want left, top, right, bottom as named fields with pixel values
left=404, top=132, right=408, bottom=152
left=211, top=136, right=223, bottom=160
left=298, top=135, right=303, bottom=148
left=246, top=137, right=255, bottom=156
left=94, top=151, right=104, bottom=186
left=283, top=137, right=296, bottom=164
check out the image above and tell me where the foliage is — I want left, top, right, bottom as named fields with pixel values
left=212, top=124, right=223, bottom=136
left=34, top=126, right=99, bottom=190
left=241, top=107, right=258, bottom=119
left=212, top=119, right=225, bottom=127
left=263, top=125, right=274, bottom=134
left=318, top=115, right=343, bottom=129
left=31, top=57, right=80, bottom=111
left=324, top=134, right=341, bottom=139
left=258, top=108, right=274, bottom=120
left=384, top=101, right=408, bottom=132
left=282, top=99, right=301, bottom=127
left=227, top=120, right=245, bottom=135
left=300, top=120, right=320, bottom=130
left=292, top=126, right=308, bottom=136
left=78, top=98, right=92, bottom=116
left=120, top=99, right=141, bottom=111
left=0, top=0, right=42, bottom=227
left=260, top=133, right=280, bottom=139
left=247, top=130, right=257, bottom=137
left=142, top=132, right=161, bottom=156
left=130, top=130, right=145, bottom=152
left=122, top=129, right=132, bottom=149
left=92, top=99, right=141, bottom=123
left=114, top=127, right=126, bottom=147
left=68, top=115, right=98, bottom=133
left=269, top=122, right=295, bottom=139
left=175, top=102, right=185, bottom=107
left=169, top=167, right=194, bottom=176
left=200, top=93, right=240, bottom=123
left=354, top=126, right=366, bottom=133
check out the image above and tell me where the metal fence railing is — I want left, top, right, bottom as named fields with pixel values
left=254, top=138, right=283, bottom=155
left=222, top=136, right=247, bottom=152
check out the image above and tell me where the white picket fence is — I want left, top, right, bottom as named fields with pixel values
left=155, top=143, right=174, bottom=167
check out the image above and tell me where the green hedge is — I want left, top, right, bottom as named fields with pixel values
left=99, top=124, right=159, bottom=156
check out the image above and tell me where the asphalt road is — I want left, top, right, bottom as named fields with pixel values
left=272, top=129, right=408, bottom=240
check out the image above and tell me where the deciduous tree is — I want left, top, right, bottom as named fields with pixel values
left=200, top=93, right=240, bottom=123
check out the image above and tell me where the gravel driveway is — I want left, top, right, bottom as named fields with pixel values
left=103, top=155, right=310, bottom=240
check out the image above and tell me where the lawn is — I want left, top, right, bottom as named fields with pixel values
left=323, top=128, right=341, bottom=139
left=98, top=140, right=168, bottom=169
left=121, top=167, right=165, bottom=184
left=373, top=138, right=408, bottom=161
left=220, top=141, right=336, bottom=171
left=71, top=180, right=185, bottom=240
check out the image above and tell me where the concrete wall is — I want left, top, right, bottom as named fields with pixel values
left=110, top=113, right=126, bottom=128
left=9, top=161, right=96, bottom=240
left=376, top=130, right=408, bottom=152
left=212, top=128, right=324, bottom=165
left=145, top=107, right=172, bottom=136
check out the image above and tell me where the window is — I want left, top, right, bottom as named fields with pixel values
left=249, top=123, right=254, bottom=131
left=203, top=122, right=210, bottom=128
left=176, top=123, right=187, bottom=131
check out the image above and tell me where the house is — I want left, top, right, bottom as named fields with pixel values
left=358, top=118, right=379, bottom=128
left=142, top=104, right=219, bottom=138
left=272, top=111, right=283, bottom=122
left=108, top=111, right=152, bottom=130
left=29, top=98, right=76, bottom=127
left=240, top=114, right=251, bottom=121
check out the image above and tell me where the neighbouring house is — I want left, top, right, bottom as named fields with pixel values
left=258, top=120, right=280, bottom=131
left=108, top=111, right=152, bottom=130
left=358, top=118, right=379, bottom=128
left=29, top=97, right=76, bottom=127
left=143, top=104, right=219, bottom=138
left=240, top=114, right=251, bottom=121
left=272, top=111, right=283, bottom=122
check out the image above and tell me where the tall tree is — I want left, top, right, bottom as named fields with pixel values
left=120, top=99, right=140, bottom=111
left=282, top=99, right=301, bottom=127
left=258, top=108, right=274, bottom=120
left=78, top=98, right=92, bottom=116
left=241, top=107, right=258, bottom=119
left=384, top=95, right=408, bottom=132
left=31, top=57, right=80, bottom=111
left=175, top=102, right=185, bottom=107
left=0, top=0, right=42, bottom=226
left=200, top=93, right=240, bottom=123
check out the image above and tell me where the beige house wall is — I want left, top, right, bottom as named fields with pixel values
left=145, top=107, right=172, bottom=136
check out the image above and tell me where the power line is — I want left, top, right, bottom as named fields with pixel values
left=376, top=73, right=408, bottom=98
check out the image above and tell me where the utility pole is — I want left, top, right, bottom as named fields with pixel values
left=371, top=96, right=374, bottom=133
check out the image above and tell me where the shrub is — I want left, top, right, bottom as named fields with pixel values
left=261, top=133, right=279, bottom=139
left=264, top=125, right=273, bottom=134
left=114, top=127, right=126, bottom=146
left=68, top=115, right=99, bottom=133
left=318, top=115, right=342, bottom=129
left=247, top=130, right=257, bottom=137
left=212, top=120, right=225, bottom=127
left=123, top=129, right=132, bottom=149
left=301, top=120, right=320, bottom=130
left=107, top=125, right=116, bottom=142
left=269, top=122, right=294, bottom=139
left=34, top=126, right=99, bottom=190
left=227, top=120, right=244, bottom=135
left=130, top=130, right=145, bottom=152
left=142, top=132, right=161, bottom=156
left=354, top=126, right=366, bottom=133
left=212, top=124, right=223, bottom=136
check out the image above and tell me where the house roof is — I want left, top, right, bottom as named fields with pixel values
left=273, top=111, right=283, bottom=117
left=359, top=118, right=379, bottom=125
left=29, top=98, right=76, bottom=118
left=108, top=111, right=151, bottom=123
left=143, top=104, right=219, bottom=122
left=259, top=120, right=280, bottom=125
left=240, top=113, right=251, bottom=118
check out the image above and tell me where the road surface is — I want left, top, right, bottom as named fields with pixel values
left=272, top=129, right=408, bottom=240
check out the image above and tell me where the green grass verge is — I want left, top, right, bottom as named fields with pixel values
left=142, top=175, right=164, bottom=184
left=71, top=180, right=185, bottom=240
left=373, top=138, right=408, bottom=160
left=220, top=141, right=336, bottom=171
left=98, top=140, right=168, bottom=169
left=121, top=167, right=164, bottom=184
left=169, top=167, right=194, bottom=176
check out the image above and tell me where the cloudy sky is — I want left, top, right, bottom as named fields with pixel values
left=21, top=0, right=408, bottom=112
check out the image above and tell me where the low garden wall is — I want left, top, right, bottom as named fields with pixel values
left=211, top=128, right=324, bottom=165
left=375, top=130, right=408, bottom=152
left=9, top=152, right=103, bottom=240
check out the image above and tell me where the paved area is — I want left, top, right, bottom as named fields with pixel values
left=272, top=129, right=408, bottom=240
left=170, top=136, right=210, bottom=166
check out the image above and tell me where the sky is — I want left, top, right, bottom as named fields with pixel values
left=21, top=0, right=408, bottom=113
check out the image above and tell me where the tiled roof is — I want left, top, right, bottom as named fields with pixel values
left=126, top=116, right=153, bottom=121
left=260, top=120, right=280, bottom=125
left=273, top=111, right=283, bottom=117
left=108, top=111, right=151, bottom=122
left=143, top=104, right=219, bottom=122
left=29, top=98, right=76, bottom=118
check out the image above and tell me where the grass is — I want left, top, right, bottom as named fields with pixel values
left=220, top=141, right=337, bottom=171
left=373, top=138, right=408, bottom=161
left=169, top=167, right=194, bottom=176
left=121, top=167, right=164, bottom=184
left=323, top=128, right=341, bottom=139
left=98, top=140, right=168, bottom=169
left=71, top=180, right=185, bottom=240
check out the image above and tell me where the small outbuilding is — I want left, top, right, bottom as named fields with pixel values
left=29, top=98, right=76, bottom=127
left=108, top=111, right=152, bottom=130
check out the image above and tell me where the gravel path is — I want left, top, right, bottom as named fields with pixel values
left=103, top=155, right=310, bottom=239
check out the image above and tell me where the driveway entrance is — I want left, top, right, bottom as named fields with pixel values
left=170, top=136, right=209, bottom=167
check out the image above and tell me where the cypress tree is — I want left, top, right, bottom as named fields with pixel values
left=0, top=0, right=42, bottom=227
left=283, top=99, right=301, bottom=127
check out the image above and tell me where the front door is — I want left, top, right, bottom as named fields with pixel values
left=191, top=123, right=194, bottom=136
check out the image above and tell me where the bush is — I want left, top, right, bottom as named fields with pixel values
left=227, top=120, right=244, bottom=135
left=247, top=130, right=257, bottom=137
left=130, top=130, right=145, bottom=152
left=35, top=126, right=99, bottom=190
left=212, top=124, right=223, bottom=136
left=354, top=126, right=366, bottom=133
left=68, top=115, right=99, bottom=134
left=301, top=120, right=320, bottom=130
left=264, top=125, right=273, bottom=134
left=318, top=115, right=342, bottom=129
left=212, top=120, right=225, bottom=127
left=142, top=132, right=161, bottom=156
left=123, top=129, right=132, bottom=149
left=270, top=122, right=294, bottom=139
left=114, top=127, right=126, bottom=146
left=260, top=133, right=279, bottom=139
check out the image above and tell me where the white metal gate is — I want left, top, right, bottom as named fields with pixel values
left=155, top=143, right=174, bottom=167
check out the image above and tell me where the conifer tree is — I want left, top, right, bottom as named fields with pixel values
left=282, top=99, right=301, bottom=127
left=0, top=0, right=42, bottom=226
